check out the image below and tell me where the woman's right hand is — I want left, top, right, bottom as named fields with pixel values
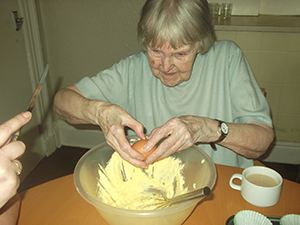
left=95, top=102, right=148, bottom=168
left=54, top=85, right=148, bottom=168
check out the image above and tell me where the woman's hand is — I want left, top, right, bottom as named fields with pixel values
left=144, top=115, right=274, bottom=165
left=144, top=116, right=218, bottom=164
left=95, top=102, right=148, bottom=168
left=54, top=86, right=148, bottom=167
left=0, top=112, right=31, bottom=208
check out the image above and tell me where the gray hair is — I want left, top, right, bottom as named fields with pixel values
left=137, top=0, right=215, bottom=54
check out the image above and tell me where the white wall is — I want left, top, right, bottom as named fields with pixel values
left=260, top=0, right=300, bottom=15
left=37, top=0, right=144, bottom=101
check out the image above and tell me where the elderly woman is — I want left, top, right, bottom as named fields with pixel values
left=54, top=0, right=274, bottom=169
left=0, top=112, right=31, bottom=225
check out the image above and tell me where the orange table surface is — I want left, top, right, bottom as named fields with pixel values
left=18, top=164, right=300, bottom=224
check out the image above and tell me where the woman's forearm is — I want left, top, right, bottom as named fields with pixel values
left=178, top=115, right=274, bottom=159
left=218, top=121, right=274, bottom=159
left=53, top=85, right=101, bottom=125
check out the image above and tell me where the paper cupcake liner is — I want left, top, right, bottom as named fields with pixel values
left=280, top=214, right=300, bottom=225
left=234, top=210, right=272, bottom=225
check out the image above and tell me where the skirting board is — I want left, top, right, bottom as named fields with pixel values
left=56, top=120, right=106, bottom=149
left=259, top=142, right=300, bottom=165
left=56, top=120, right=300, bottom=165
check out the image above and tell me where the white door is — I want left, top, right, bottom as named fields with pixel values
left=0, top=0, right=47, bottom=181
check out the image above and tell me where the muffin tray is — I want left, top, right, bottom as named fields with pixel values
left=226, top=215, right=281, bottom=225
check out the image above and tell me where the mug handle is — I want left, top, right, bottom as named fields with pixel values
left=229, top=174, right=242, bottom=190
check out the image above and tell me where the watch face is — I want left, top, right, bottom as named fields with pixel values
left=221, top=123, right=229, bottom=134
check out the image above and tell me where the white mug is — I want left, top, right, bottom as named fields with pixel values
left=229, top=166, right=283, bottom=207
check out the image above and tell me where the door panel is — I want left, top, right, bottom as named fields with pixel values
left=0, top=0, right=46, bottom=181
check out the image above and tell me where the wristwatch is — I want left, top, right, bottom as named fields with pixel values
left=215, top=120, right=229, bottom=142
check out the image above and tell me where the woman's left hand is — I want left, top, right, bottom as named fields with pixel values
left=144, top=115, right=274, bottom=165
left=144, top=115, right=218, bottom=164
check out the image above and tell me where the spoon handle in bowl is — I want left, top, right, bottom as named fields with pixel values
left=169, top=186, right=211, bottom=205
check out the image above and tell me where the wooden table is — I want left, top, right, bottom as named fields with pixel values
left=18, top=164, right=300, bottom=224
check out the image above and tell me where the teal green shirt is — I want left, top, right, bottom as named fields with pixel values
left=75, top=40, right=272, bottom=168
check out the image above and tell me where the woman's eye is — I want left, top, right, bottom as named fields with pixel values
left=150, top=49, right=162, bottom=57
left=174, top=53, right=186, bottom=58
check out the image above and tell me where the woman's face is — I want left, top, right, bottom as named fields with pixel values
left=147, top=42, right=199, bottom=87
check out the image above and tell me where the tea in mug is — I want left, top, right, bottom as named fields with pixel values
left=246, top=174, right=278, bottom=187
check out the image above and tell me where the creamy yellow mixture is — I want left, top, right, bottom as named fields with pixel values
left=96, top=152, right=188, bottom=210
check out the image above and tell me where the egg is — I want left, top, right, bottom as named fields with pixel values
left=132, top=139, right=157, bottom=161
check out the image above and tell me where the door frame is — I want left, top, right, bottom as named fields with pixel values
left=18, top=0, right=57, bottom=155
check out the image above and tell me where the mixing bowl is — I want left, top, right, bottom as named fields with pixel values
left=74, top=136, right=217, bottom=225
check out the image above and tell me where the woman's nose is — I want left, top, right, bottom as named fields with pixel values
left=162, top=56, right=173, bottom=72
